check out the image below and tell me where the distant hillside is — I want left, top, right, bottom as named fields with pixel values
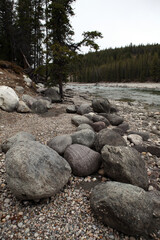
left=70, top=44, right=160, bottom=83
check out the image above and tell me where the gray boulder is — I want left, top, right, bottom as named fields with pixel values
left=91, top=121, right=106, bottom=132
left=105, top=114, right=124, bottom=126
left=147, top=145, right=160, bottom=157
left=31, top=100, right=48, bottom=114
left=71, top=129, right=96, bottom=148
left=47, top=135, right=72, bottom=155
left=66, top=105, right=77, bottom=113
left=92, top=114, right=110, bottom=126
left=95, top=129, right=127, bottom=152
left=43, top=88, right=61, bottom=103
left=92, top=98, right=110, bottom=113
left=71, top=115, right=92, bottom=126
left=2, top=131, right=36, bottom=153
left=90, top=182, right=160, bottom=237
left=128, top=131, right=149, bottom=141
left=117, top=121, right=130, bottom=133
left=15, top=86, right=24, bottom=94
left=5, top=141, right=71, bottom=200
left=17, top=101, right=32, bottom=113
left=76, top=103, right=92, bottom=115
left=101, top=145, right=148, bottom=190
left=0, top=86, right=19, bottom=112
left=77, top=123, right=94, bottom=131
left=22, top=94, right=36, bottom=108
left=127, top=134, right=143, bottom=145
left=64, top=144, right=102, bottom=176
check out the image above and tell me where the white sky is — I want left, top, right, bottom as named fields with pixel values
left=71, top=0, right=160, bottom=53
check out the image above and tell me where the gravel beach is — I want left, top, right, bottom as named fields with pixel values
left=0, top=88, right=160, bottom=240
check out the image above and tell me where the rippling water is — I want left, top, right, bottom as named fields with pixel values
left=67, top=84, right=160, bottom=106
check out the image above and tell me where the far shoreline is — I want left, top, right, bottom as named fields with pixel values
left=67, top=82, right=160, bottom=90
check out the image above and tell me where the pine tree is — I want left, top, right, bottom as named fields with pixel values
left=0, top=0, right=15, bottom=61
left=45, top=0, right=102, bottom=97
left=16, top=0, right=33, bottom=67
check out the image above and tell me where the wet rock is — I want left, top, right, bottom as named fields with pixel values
left=71, top=115, right=92, bottom=126
left=94, top=129, right=127, bottom=152
left=47, top=135, right=72, bottom=155
left=92, top=98, right=110, bottom=113
left=5, top=141, right=71, bottom=200
left=64, top=144, right=102, bottom=177
left=71, top=129, right=95, bottom=148
left=101, top=145, right=148, bottom=190
left=2, top=131, right=36, bottom=153
left=90, top=182, right=160, bottom=237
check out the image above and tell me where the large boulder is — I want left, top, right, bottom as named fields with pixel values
left=101, top=145, right=148, bottom=190
left=92, top=98, right=110, bottom=113
left=0, top=86, right=19, bottom=112
left=94, top=129, right=127, bottom=152
left=76, top=103, right=92, bottom=115
left=5, top=141, right=71, bottom=200
left=47, top=135, right=72, bottom=155
left=90, top=182, right=160, bottom=238
left=2, top=131, right=36, bottom=153
left=64, top=144, right=102, bottom=177
left=71, top=129, right=96, bottom=148
left=43, top=88, right=61, bottom=103
left=71, top=115, right=92, bottom=126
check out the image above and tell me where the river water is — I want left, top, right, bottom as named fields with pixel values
left=67, top=83, right=160, bottom=107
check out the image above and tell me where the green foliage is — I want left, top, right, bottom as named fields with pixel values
left=70, top=44, right=160, bottom=83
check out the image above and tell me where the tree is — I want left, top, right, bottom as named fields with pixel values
left=0, top=0, right=15, bottom=61
left=46, top=0, right=102, bottom=98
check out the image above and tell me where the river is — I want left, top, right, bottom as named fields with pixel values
left=67, top=83, right=160, bottom=107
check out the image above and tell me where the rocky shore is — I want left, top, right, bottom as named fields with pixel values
left=0, top=85, right=160, bottom=240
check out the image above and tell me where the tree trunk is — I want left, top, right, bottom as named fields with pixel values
left=59, top=78, right=63, bottom=99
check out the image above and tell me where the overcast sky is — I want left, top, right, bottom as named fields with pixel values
left=71, top=0, right=160, bottom=53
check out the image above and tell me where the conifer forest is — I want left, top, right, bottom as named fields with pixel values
left=0, top=0, right=160, bottom=87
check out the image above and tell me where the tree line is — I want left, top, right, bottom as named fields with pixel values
left=0, top=0, right=102, bottom=97
left=69, top=44, right=160, bottom=83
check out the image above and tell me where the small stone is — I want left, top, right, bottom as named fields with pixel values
left=98, top=168, right=105, bottom=176
left=148, top=185, right=154, bottom=191
left=18, top=222, right=23, bottom=228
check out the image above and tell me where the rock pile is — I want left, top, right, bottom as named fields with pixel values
left=0, top=84, right=61, bottom=114
left=1, top=96, right=160, bottom=238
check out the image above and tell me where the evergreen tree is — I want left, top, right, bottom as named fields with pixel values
left=45, top=0, right=102, bottom=97
left=16, top=0, right=33, bottom=67
left=0, top=0, right=15, bottom=61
